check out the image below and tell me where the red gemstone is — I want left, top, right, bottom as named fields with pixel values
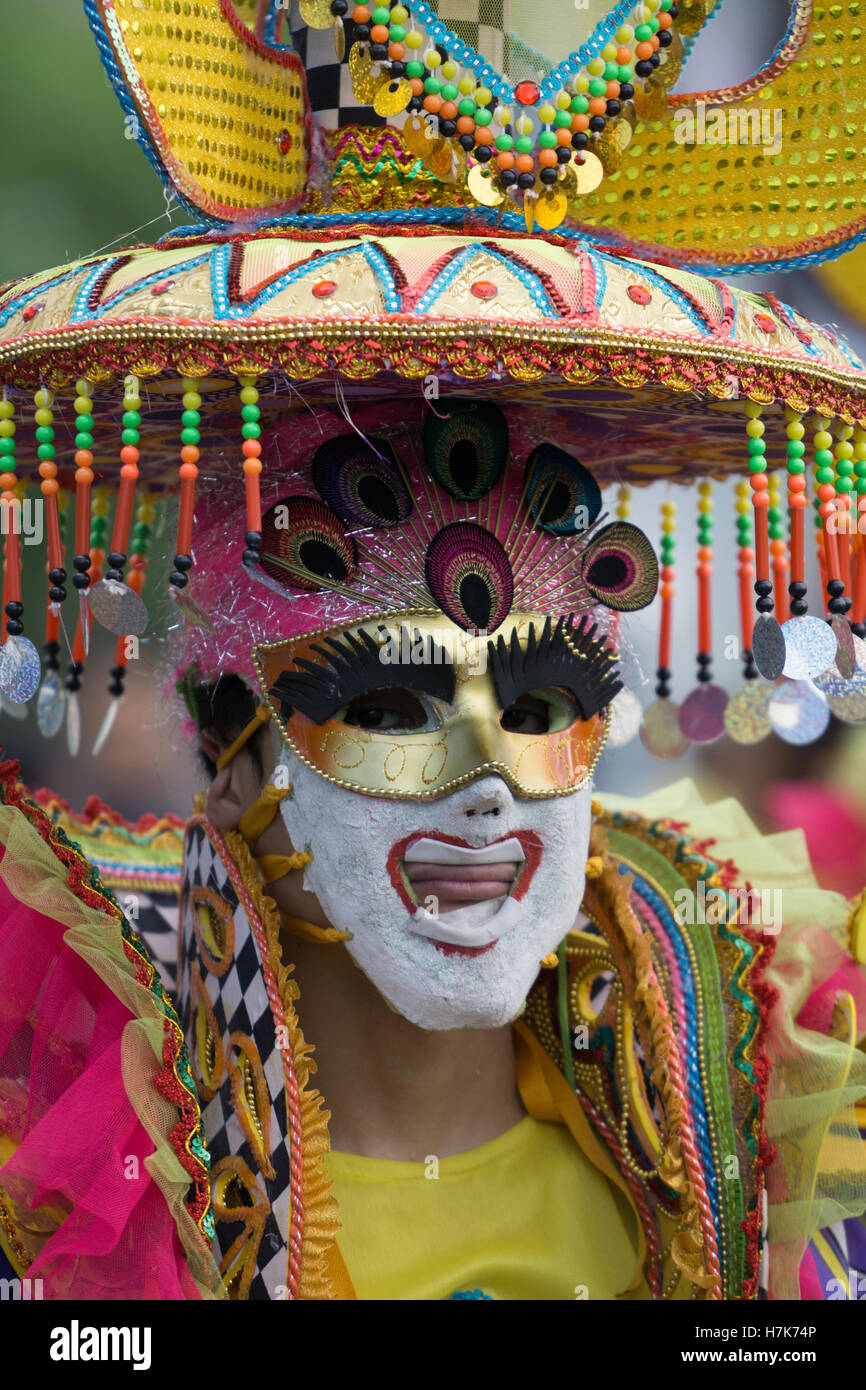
left=150, top=279, right=175, bottom=296
left=514, top=81, right=540, bottom=106
left=22, top=302, right=45, bottom=322
left=628, top=285, right=651, bottom=306
left=471, top=280, right=498, bottom=301
left=755, top=313, right=777, bottom=334
left=278, top=129, right=293, bottom=155
left=312, top=280, right=337, bottom=299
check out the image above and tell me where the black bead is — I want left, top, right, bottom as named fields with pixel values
left=790, top=598, right=809, bottom=617
left=756, top=596, right=775, bottom=614
left=407, top=96, right=423, bottom=113
left=44, top=640, right=59, bottom=656
left=390, top=61, right=406, bottom=78
left=635, top=60, right=653, bottom=77
left=853, top=623, right=866, bottom=639
left=657, top=666, right=672, bottom=681
left=669, top=3, right=678, bottom=16
left=73, top=554, right=91, bottom=573
left=517, top=172, right=536, bottom=190
left=48, top=568, right=66, bottom=586
left=355, top=24, right=370, bottom=41
left=107, top=553, right=125, bottom=571
left=110, top=665, right=125, bottom=679
left=245, top=531, right=262, bottom=549
left=5, top=620, right=23, bottom=637
left=589, top=115, right=606, bottom=132
left=331, top=0, right=348, bottom=15
left=697, top=652, right=712, bottom=667
left=540, top=167, right=558, bottom=185
left=49, top=586, right=66, bottom=603
left=4, top=601, right=22, bottom=619
left=174, top=554, right=193, bottom=572
left=655, top=681, right=671, bottom=699
left=827, top=579, right=845, bottom=598
left=658, top=29, right=673, bottom=47
left=242, top=549, right=260, bottom=567
left=475, top=145, right=493, bottom=163
left=459, top=134, right=476, bottom=151
left=500, top=170, right=517, bottom=188
left=370, top=43, right=387, bottom=60
left=105, top=569, right=124, bottom=584
left=650, top=52, right=661, bottom=68
left=788, top=580, right=807, bottom=599
left=697, top=669, right=712, bottom=684
left=72, top=573, right=90, bottom=591
left=556, top=146, right=573, bottom=163
left=108, top=679, right=125, bottom=697
left=754, top=579, right=773, bottom=598
left=829, top=597, right=848, bottom=615
left=573, top=132, right=589, bottom=150
left=66, top=674, right=81, bottom=693
left=619, top=83, right=634, bottom=101
left=170, top=571, right=189, bottom=589
left=606, top=99, right=622, bottom=116
left=440, top=119, right=457, bottom=137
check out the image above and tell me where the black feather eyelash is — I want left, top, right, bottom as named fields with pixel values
left=269, top=627, right=457, bottom=726
left=486, top=615, right=622, bottom=722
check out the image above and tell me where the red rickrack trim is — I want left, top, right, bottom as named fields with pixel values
left=32, top=786, right=186, bottom=835
left=737, top=923, right=779, bottom=1302
left=764, top=293, right=814, bottom=349
left=0, top=756, right=213, bottom=1246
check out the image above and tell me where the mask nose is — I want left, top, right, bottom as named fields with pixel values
left=456, top=775, right=513, bottom=822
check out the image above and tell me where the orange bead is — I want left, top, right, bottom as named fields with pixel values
left=179, top=462, right=198, bottom=481
left=739, top=546, right=755, bottom=561
left=243, top=459, right=262, bottom=475
left=697, top=563, right=713, bottom=578
left=658, top=12, right=672, bottom=27
left=819, top=500, right=838, bottom=519
left=409, top=77, right=424, bottom=97
left=40, top=478, right=59, bottom=496
left=752, top=491, right=770, bottom=507
left=660, top=583, right=675, bottom=600
left=180, top=445, right=200, bottom=465
left=606, top=81, right=620, bottom=99
left=572, top=113, right=589, bottom=132
left=769, top=538, right=787, bottom=556
left=75, top=467, right=94, bottom=485
left=456, top=115, right=475, bottom=134
left=120, top=463, right=138, bottom=481
left=750, top=473, right=768, bottom=492
left=660, top=565, right=675, bottom=581
left=556, top=128, right=573, bottom=146
left=636, top=41, right=653, bottom=60
left=38, top=460, right=57, bottom=479
left=128, top=554, right=147, bottom=571
left=617, top=46, right=632, bottom=63
left=515, top=154, right=535, bottom=173
left=440, top=101, right=458, bottom=120
left=370, top=24, right=389, bottom=42
left=0, top=474, right=16, bottom=493
left=772, top=555, right=788, bottom=571
left=787, top=474, right=807, bottom=492
left=242, top=439, right=261, bottom=458
left=353, top=5, right=371, bottom=21
left=789, top=494, right=808, bottom=509
left=651, top=33, right=660, bottom=50
left=539, top=148, right=557, bottom=167
left=496, top=152, right=515, bottom=170
left=90, top=548, right=105, bottom=565
left=388, top=42, right=405, bottom=60
left=698, top=545, right=713, bottom=563
left=738, top=564, right=755, bottom=580
left=120, top=445, right=139, bottom=465
left=423, top=94, right=442, bottom=114
left=75, top=449, right=94, bottom=468
left=817, top=483, right=836, bottom=502
left=588, top=97, right=607, bottom=116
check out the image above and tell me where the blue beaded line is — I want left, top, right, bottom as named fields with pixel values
left=209, top=240, right=402, bottom=317
left=447, top=1288, right=493, bottom=1300
left=621, top=262, right=715, bottom=336
left=87, top=256, right=211, bottom=320
left=71, top=258, right=124, bottom=323
left=414, top=244, right=555, bottom=316
left=626, top=867, right=722, bottom=1240
left=0, top=267, right=88, bottom=331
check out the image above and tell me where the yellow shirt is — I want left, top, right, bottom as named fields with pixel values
left=325, top=1115, right=646, bottom=1301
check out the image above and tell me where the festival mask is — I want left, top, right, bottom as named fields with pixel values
left=253, top=608, right=619, bottom=800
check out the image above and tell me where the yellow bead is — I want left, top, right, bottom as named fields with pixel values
left=616, top=506, right=629, bottom=519
left=698, top=480, right=714, bottom=496
left=123, top=398, right=142, bottom=412
left=496, top=106, right=512, bottom=126
left=441, top=62, right=458, bottom=79
left=618, top=485, right=632, bottom=500
left=138, top=505, right=156, bottom=524
left=787, top=422, right=805, bottom=440
left=76, top=378, right=94, bottom=398
left=92, top=497, right=109, bottom=517
left=574, top=74, right=589, bottom=94
left=661, top=501, right=677, bottom=517
left=425, top=49, right=441, bottom=68
left=698, top=498, right=713, bottom=514
left=617, top=25, right=634, bottom=42
left=475, top=86, right=492, bottom=105
left=34, top=388, right=53, bottom=409
left=239, top=387, right=259, bottom=405
left=0, top=421, right=15, bottom=438
left=0, top=400, right=13, bottom=419
left=588, top=57, right=605, bottom=77
left=538, top=104, right=556, bottom=123
left=661, top=519, right=675, bottom=534
left=182, top=392, right=202, bottom=410
left=556, top=92, right=571, bottom=110
left=458, top=76, right=475, bottom=95
left=515, top=114, right=534, bottom=135
left=736, top=500, right=751, bottom=516
left=602, top=43, right=618, bottom=62
left=746, top=419, right=765, bottom=438
left=815, top=431, right=833, bottom=449
left=836, top=441, right=854, bottom=460
left=744, top=401, right=762, bottom=418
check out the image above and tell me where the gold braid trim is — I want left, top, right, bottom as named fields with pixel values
left=587, top=821, right=715, bottom=1296
left=222, top=828, right=341, bottom=1301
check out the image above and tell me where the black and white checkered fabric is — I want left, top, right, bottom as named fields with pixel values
left=178, top=823, right=294, bottom=1302
left=128, top=890, right=180, bottom=995
left=289, top=2, right=384, bottom=129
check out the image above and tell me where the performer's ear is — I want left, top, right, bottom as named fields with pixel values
left=200, top=729, right=263, bottom=830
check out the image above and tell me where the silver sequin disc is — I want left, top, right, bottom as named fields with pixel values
left=678, top=683, right=728, bottom=744
left=831, top=615, right=856, bottom=680
left=88, top=579, right=148, bottom=637
left=639, top=698, right=690, bottom=761
left=37, top=670, right=66, bottom=738
left=723, top=682, right=773, bottom=745
left=0, top=635, right=41, bottom=704
left=781, top=616, right=837, bottom=681
left=752, top=615, right=786, bottom=680
left=768, top=680, right=830, bottom=745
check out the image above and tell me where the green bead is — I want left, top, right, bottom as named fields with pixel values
left=122, top=410, right=142, bottom=429
left=837, top=459, right=854, bottom=477
left=121, top=429, right=140, bottom=446
left=75, top=414, right=93, bottom=434
left=857, top=478, right=866, bottom=495
left=133, top=523, right=150, bottom=541
left=571, top=95, right=589, bottom=114
left=855, top=461, right=866, bottom=478
left=496, top=134, right=514, bottom=151
left=75, top=434, right=94, bottom=450
left=786, top=440, right=805, bottom=458
left=768, top=508, right=782, bottom=523
left=389, top=23, right=406, bottom=42
left=786, top=459, right=805, bottom=475
left=424, top=77, right=442, bottom=95
left=604, top=62, right=619, bottom=81
left=371, top=7, right=389, bottom=23
left=815, top=448, right=834, bottom=468
left=35, top=426, right=54, bottom=444
left=130, top=542, right=147, bottom=557
left=748, top=458, right=767, bottom=474
left=538, top=131, right=557, bottom=149
left=241, top=422, right=261, bottom=440
left=91, top=519, right=108, bottom=537
left=0, top=438, right=15, bottom=457
left=815, top=466, right=836, bottom=485
left=474, top=108, right=493, bottom=127
left=837, top=478, right=854, bottom=494
left=180, top=428, right=200, bottom=446
left=442, top=83, right=458, bottom=101
left=554, top=111, right=572, bottom=128
left=37, top=443, right=54, bottom=460
left=181, top=409, right=201, bottom=429
left=406, top=61, right=424, bottom=78
left=458, top=98, right=477, bottom=117
left=769, top=526, right=785, bottom=541
left=515, top=135, right=533, bottom=154
left=747, top=437, right=766, bottom=456
left=618, top=64, right=633, bottom=83
left=240, top=404, right=260, bottom=423
left=589, top=79, right=607, bottom=97
left=635, top=23, right=652, bottom=40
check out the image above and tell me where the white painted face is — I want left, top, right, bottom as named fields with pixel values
left=277, top=748, right=593, bottom=1031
